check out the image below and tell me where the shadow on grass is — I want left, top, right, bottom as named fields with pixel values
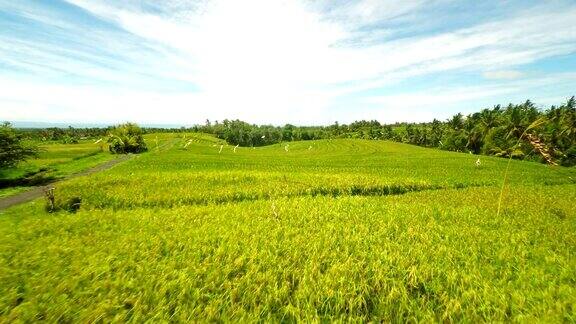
left=87, top=182, right=492, bottom=210
left=0, top=168, right=58, bottom=189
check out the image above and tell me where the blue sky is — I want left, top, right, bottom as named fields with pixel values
left=1, top=0, right=575, bottom=126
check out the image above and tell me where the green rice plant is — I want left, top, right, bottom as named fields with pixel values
left=0, top=133, right=574, bottom=322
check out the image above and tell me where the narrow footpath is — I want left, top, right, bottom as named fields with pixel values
left=0, top=155, right=132, bottom=210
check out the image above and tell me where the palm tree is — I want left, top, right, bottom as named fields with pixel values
left=559, top=97, right=576, bottom=141
left=479, top=106, right=500, bottom=137
left=447, top=113, right=464, bottom=130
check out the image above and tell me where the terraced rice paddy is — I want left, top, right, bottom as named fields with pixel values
left=1, top=133, right=575, bottom=322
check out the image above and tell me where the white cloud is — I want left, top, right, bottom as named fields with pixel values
left=352, top=73, right=576, bottom=123
left=483, top=70, right=525, bottom=80
left=65, top=0, right=576, bottom=80
left=4, top=73, right=574, bottom=125
left=1, top=0, right=576, bottom=124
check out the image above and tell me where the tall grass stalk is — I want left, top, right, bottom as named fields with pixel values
left=497, top=117, right=547, bottom=216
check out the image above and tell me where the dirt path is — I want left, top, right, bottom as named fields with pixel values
left=0, top=155, right=132, bottom=210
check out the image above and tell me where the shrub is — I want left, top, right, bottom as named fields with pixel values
left=0, top=122, right=38, bottom=169
left=560, top=146, right=576, bottom=167
left=44, top=188, right=82, bottom=213
left=108, top=123, right=147, bottom=154
left=60, top=135, right=79, bottom=144
left=66, top=197, right=82, bottom=213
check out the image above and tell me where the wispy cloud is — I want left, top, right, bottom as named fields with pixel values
left=0, top=0, right=575, bottom=125
left=483, top=70, right=525, bottom=80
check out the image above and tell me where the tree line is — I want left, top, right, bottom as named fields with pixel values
left=194, top=97, right=575, bottom=166
left=1, top=123, right=148, bottom=169
left=2, top=96, right=575, bottom=167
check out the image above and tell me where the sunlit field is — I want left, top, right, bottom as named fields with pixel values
left=1, top=133, right=575, bottom=322
left=0, top=140, right=112, bottom=197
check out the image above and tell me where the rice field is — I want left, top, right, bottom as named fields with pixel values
left=0, top=139, right=112, bottom=197
left=1, top=133, right=575, bottom=322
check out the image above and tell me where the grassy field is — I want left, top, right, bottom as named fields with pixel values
left=1, top=133, right=575, bottom=322
left=0, top=140, right=113, bottom=197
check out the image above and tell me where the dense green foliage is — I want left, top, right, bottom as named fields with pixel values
left=1, top=133, right=574, bottom=321
left=195, top=97, right=576, bottom=166
left=0, top=122, right=38, bottom=169
left=19, top=125, right=171, bottom=144
left=198, top=119, right=326, bottom=146
left=108, top=123, right=148, bottom=154
left=20, top=126, right=109, bottom=143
